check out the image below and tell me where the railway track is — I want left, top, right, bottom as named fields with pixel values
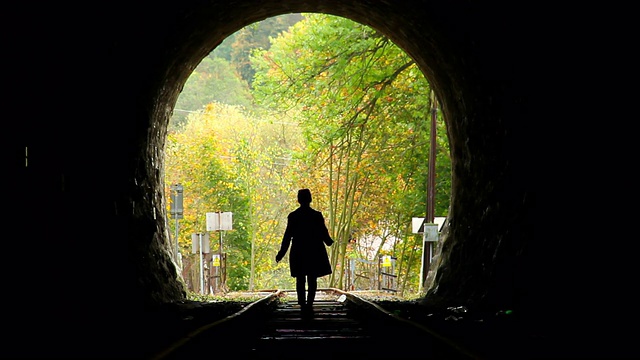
left=152, top=289, right=478, bottom=359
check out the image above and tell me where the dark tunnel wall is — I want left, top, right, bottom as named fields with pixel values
left=2, top=0, right=567, bottom=357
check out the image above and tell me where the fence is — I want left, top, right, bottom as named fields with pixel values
left=345, top=255, right=397, bottom=292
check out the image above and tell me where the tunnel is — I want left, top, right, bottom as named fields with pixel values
left=7, top=0, right=627, bottom=358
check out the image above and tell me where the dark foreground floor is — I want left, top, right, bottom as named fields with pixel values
left=134, top=296, right=640, bottom=359
left=142, top=298, right=640, bottom=359
left=6, top=293, right=638, bottom=358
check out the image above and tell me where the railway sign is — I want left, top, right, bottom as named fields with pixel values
left=206, top=211, right=233, bottom=231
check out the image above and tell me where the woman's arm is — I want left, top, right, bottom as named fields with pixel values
left=276, top=215, right=293, bottom=262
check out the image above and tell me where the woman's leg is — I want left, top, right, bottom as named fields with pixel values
left=307, top=276, right=318, bottom=306
left=295, top=276, right=306, bottom=306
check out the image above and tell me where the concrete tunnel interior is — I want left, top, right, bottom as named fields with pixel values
left=8, top=0, right=597, bottom=357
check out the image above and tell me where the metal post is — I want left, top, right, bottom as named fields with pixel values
left=198, top=233, right=204, bottom=294
left=218, top=212, right=223, bottom=254
left=427, top=91, right=437, bottom=224
left=219, top=229, right=223, bottom=292
left=420, top=235, right=427, bottom=291
left=421, top=92, right=438, bottom=289
left=250, top=232, right=255, bottom=291
left=170, top=184, right=183, bottom=263
left=218, top=212, right=223, bottom=292
left=175, top=211, right=179, bottom=262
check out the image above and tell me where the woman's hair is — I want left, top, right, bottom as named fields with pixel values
left=297, top=188, right=312, bottom=204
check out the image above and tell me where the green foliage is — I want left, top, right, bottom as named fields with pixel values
left=166, top=102, right=304, bottom=292
left=166, top=13, right=451, bottom=296
left=187, top=291, right=264, bottom=303
left=230, top=14, right=304, bottom=88
left=170, top=57, right=254, bottom=130
left=170, top=14, right=304, bottom=130
left=250, top=13, right=451, bottom=294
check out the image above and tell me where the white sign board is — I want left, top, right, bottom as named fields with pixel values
left=206, top=212, right=233, bottom=231
left=412, top=217, right=425, bottom=233
left=424, top=223, right=439, bottom=242
left=412, top=216, right=447, bottom=233
left=191, top=232, right=210, bottom=253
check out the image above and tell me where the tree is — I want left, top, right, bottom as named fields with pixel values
left=230, top=14, right=304, bottom=88
left=165, top=103, right=250, bottom=292
left=165, top=102, right=305, bottom=292
left=170, top=57, right=253, bottom=130
left=251, top=13, right=451, bottom=294
left=165, top=13, right=451, bottom=294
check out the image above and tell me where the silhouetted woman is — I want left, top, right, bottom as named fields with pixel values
left=276, top=189, right=334, bottom=314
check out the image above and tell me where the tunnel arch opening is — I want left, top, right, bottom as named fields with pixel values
left=162, top=12, right=452, bottom=297
left=150, top=5, right=462, bottom=301
left=137, top=0, right=528, bottom=317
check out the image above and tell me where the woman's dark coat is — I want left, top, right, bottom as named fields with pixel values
left=276, top=205, right=334, bottom=277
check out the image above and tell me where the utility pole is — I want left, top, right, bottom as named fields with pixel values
left=421, top=91, right=438, bottom=289
left=170, top=184, right=184, bottom=264
left=427, top=91, right=437, bottom=225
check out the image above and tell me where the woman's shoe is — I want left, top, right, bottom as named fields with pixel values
left=301, top=304, right=313, bottom=318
